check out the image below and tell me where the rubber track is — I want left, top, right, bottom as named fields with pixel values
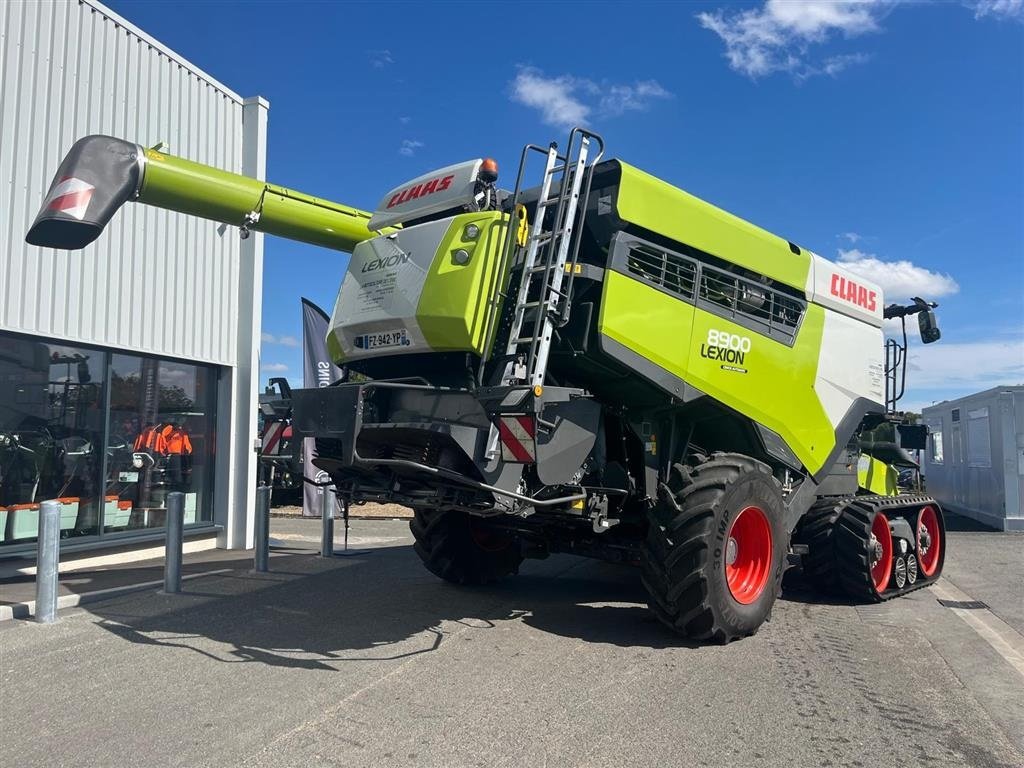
left=832, top=494, right=943, bottom=603
left=793, top=497, right=846, bottom=592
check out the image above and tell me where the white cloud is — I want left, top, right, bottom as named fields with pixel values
left=820, top=52, right=871, bottom=77
left=904, top=338, right=1024, bottom=391
left=510, top=67, right=672, bottom=128
left=840, top=232, right=862, bottom=244
left=697, top=0, right=884, bottom=79
left=837, top=248, right=959, bottom=301
left=261, top=362, right=288, bottom=373
left=510, top=68, right=590, bottom=128
left=368, top=49, right=393, bottom=68
left=970, top=0, right=1024, bottom=19
left=599, top=81, right=673, bottom=115
left=398, top=116, right=411, bottom=124
left=261, top=333, right=299, bottom=347
left=399, top=139, right=424, bottom=157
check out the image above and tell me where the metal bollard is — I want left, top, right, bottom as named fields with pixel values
left=34, top=500, right=61, bottom=623
left=320, top=486, right=334, bottom=558
left=164, top=492, right=185, bottom=593
left=254, top=484, right=271, bottom=572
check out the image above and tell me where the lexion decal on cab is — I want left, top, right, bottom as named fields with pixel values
left=361, top=253, right=410, bottom=273
left=830, top=274, right=877, bottom=312
left=386, top=174, right=455, bottom=209
left=700, top=329, right=751, bottom=372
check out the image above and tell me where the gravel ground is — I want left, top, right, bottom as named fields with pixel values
left=271, top=502, right=413, bottom=519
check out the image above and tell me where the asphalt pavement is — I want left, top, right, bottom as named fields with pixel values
left=1, top=516, right=1021, bottom=768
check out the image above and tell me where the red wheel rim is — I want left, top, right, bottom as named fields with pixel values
left=917, top=505, right=942, bottom=577
left=724, top=505, right=773, bottom=605
left=870, top=512, right=893, bottom=593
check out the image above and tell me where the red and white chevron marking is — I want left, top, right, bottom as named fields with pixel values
left=45, top=176, right=95, bottom=220
left=497, top=415, right=536, bottom=463
left=262, top=420, right=285, bottom=455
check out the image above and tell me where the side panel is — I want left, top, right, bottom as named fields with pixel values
left=806, top=252, right=884, bottom=328
left=598, top=270, right=836, bottom=474
left=614, top=162, right=812, bottom=291
left=417, top=214, right=507, bottom=354
left=858, top=455, right=898, bottom=496
left=326, top=212, right=507, bottom=363
left=685, top=303, right=834, bottom=474
left=813, top=308, right=885, bottom=428
left=599, top=270, right=696, bottom=379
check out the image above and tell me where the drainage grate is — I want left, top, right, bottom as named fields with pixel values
left=938, top=599, right=989, bottom=610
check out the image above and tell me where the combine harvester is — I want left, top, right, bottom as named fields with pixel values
left=27, top=130, right=946, bottom=641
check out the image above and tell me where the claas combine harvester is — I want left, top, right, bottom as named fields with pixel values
left=27, top=128, right=946, bottom=641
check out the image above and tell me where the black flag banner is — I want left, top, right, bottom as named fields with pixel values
left=300, top=298, right=346, bottom=517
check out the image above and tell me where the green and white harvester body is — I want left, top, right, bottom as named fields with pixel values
left=27, top=129, right=946, bottom=641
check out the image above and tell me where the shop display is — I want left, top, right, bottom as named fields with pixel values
left=0, top=334, right=216, bottom=547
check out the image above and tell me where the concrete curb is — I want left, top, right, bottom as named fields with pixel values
left=0, top=568, right=233, bottom=622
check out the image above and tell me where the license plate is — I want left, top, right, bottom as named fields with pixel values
left=358, top=329, right=409, bottom=350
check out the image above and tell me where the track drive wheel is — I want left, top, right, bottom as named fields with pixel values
left=916, top=504, right=945, bottom=579
left=641, top=453, right=787, bottom=643
left=834, top=501, right=895, bottom=601
left=410, top=507, right=523, bottom=586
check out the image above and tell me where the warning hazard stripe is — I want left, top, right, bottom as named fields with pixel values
left=262, top=421, right=284, bottom=455
left=46, top=176, right=95, bottom=221
left=497, top=415, right=536, bottom=463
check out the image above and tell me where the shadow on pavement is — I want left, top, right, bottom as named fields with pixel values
left=85, top=547, right=693, bottom=669
left=942, top=511, right=1002, bottom=532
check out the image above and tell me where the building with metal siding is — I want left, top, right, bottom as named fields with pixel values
left=922, top=386, right=1024, bottom=532
left=0, top=0, right=265, bottom=554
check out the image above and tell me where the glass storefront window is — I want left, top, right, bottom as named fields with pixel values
left=0, top=336, right=106, bottom=545
left=105, top=355, right=217, bottom=533
left=1, top=331, right=219, bottom=549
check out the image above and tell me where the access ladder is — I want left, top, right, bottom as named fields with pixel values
left=486, top=128, right=604, bottom=389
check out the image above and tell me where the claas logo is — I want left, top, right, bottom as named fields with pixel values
left=830, top=274, right=877, bottom=312
left=386, top=174, right=455, bottom=209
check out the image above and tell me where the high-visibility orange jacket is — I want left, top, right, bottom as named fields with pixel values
left=133, top=425, right=168, bottom=453
left=160, top=424, right=193, bottom=455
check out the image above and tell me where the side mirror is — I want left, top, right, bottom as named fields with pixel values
left=918, top=309, right=940, bottom=344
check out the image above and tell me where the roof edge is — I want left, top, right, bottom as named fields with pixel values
left=82, top=0, right=244, bottom=104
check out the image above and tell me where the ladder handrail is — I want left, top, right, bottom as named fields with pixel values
left=477, top=142, right=557, bottom=385
left=479, top=127, right=604, bottom=389
left=524, top=136, right=590, bottom=386
left=557, top=128, right=604, bottom=327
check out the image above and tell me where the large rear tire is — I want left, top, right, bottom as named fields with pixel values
left=410, top=507, right=523, bottom=586
left=641, top=453, right=787, bottom=643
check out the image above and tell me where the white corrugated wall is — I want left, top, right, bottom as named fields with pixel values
left=0, top=0, right=243, bottom=366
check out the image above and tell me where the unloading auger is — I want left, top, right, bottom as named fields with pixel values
left=26, top=135, right=392, bottom=252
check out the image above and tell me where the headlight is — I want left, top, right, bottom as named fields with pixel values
left=453, top=248, right=471, bottom=265
left=463, top=223, right=480, bottom=240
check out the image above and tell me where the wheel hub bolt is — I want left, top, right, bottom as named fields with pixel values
left=726, top=537, right=738, bottom=566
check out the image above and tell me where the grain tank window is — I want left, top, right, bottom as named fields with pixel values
left=698, top=265, right=805, bottom=344
left=966, top=408, right=991, bottom=468
left=626, top=244, right=696, bottom=300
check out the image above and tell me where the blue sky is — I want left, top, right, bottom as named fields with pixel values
left=108, top=0, right=1024, bottom=412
